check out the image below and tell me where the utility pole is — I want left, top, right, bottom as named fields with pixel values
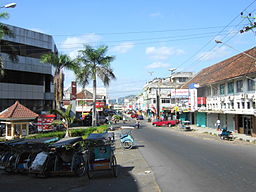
left=240, top=12, right=256, bottom=33
left=156, top=86, right=160, bottom=118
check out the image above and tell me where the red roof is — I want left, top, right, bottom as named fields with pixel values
left=181, top=47, right=256, bottom=88
left=0, top=101, right=39, bottom=120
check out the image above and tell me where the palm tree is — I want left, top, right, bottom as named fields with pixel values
left=51, top=104, right=75, bottom=138
left=40, top=53, right=76, bottom=110
left=0, top=12, right=18, bottom=78
left=75, top=45, right=116, bottom=127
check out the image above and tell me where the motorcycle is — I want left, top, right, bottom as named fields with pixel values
left=219, top=128, right=235, bottom=141
left=120, top=126, right=134, bottom=149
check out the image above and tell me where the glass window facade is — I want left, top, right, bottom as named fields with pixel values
left=247, top=79, right=255, bottom=91
left=236, top=80, right=243, bottom=93
left=228, top=82, right=234, bottom=94
left=220, top=84, right=225, bottom=95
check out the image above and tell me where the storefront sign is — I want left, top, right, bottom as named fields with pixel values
left=170, top=89, right=189, bottom=98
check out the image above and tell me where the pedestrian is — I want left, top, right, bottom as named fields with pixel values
left=135, top=120, right=140, bottom=129
left=123, top=116, right=126, bottom=124
left=215, top=119, right=221, bottom=130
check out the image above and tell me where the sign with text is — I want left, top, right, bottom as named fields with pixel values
left=169, top=89, right=189, bottom=98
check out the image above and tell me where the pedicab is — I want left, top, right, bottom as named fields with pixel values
left=0, top=138, right=25, bottom=170
left=4, top=137, right=58, bottom=173
left=120, top=126, right=134, bottom=149
left=29, top=136, right=86, bottom=177
left=85, top=132, right=117, bottom=178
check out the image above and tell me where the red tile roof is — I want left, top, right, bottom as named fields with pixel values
left=181, top=47, right=256, bottom=88
left=76, top=90, right=102, bottom=99
left=0, top=101, right=39, bottom=120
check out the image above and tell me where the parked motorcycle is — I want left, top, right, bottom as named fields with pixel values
left=219, top=128, right=235, bottom=141
left=120, top=126, right=134, bottom=149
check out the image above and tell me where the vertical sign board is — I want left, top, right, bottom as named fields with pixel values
left=37, top=114, right=56, bottom=132
left=188, top=83, right=199, bottom=112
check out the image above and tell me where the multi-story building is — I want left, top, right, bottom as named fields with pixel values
left=140, top=72, right=195, bottom=119
left=182, top=47, right=256, bottom=136
left=0, top=24, right=56, bottom=113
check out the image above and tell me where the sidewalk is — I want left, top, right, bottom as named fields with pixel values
left=190, top=125, right=256, bottom=143
left=70, top=128, right=161, bottom=192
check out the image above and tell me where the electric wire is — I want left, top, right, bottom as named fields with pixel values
left=175, top=0, right=256, bottom=73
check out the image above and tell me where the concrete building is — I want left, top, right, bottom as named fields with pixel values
left=0, top=24, right=56, bottom=113
left=182, top=47, right=256, bottom=137
left=141, top=72, right=194, bottom=119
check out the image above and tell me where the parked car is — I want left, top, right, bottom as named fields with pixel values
left=152, top=120, right=179, bottom=127
left=131, top=114, right=138, bottom=118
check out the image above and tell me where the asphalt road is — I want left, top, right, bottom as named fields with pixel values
left=132, top=121, right=256, bottom=192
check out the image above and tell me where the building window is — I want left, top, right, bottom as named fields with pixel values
left=153, top=99, right=156, bottom=103
left=237, top=102, right=240, bottom=109
left=212, top=86, right=218, bottom=96
left=247, top=102, right=250, bottom=109
left=220, top=84, right=225, bottom=95
left=231, top=102, right=234, bottom=109
left=178, top=77, right=188, bottom=82
left=236, top=80, right=243, bottom=93
left=161, top=99, right=170, bottom=103
left=228, top=82, right=234, bottom=94
left=253, top=102, right=256, bottom=109
left=242, top=102, right=245, bottom=109
left=247, top=79, right=255, bottom=91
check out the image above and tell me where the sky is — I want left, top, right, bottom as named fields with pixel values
left=2, top=0, right=256, bottom=99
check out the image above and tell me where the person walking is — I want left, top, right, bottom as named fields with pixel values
left=215, top=119, right=221, bottom=130
left=135, top=120, right=140, bottom=129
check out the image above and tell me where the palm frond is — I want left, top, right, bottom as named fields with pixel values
left=96, top=66, right=116, bottom=86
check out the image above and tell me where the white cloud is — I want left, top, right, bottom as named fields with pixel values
left=146, top=62, right=171, bottom=69
left=196, top=46, right=229, bottom=61
left=111, top=42, right=134, bottom=53
left=145, top=46, right=185, bottom=60
left=68, top=49, right=80, bottom=59
left=60, top=33, right=102, bottom=50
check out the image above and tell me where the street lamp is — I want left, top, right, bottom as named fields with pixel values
left=0, top=3, right=16, bottom=9
left=215, top=40, right=256, bottom=61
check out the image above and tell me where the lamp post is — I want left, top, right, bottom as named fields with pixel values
left=215, top=40, right=256, bottom=61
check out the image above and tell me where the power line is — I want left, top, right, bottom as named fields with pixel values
left=51, top=24, right=247, bottom=37
left=175, top=0, right=256, bottom=73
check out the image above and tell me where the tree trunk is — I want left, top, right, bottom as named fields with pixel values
left=65, top=125, right=70, bottom=138
left=54, top=71, right=64, bottom=110
left=92, top=79, right=97, bottom=127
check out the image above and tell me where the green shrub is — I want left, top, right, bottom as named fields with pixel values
left=26, top=125, right=108, bottom=140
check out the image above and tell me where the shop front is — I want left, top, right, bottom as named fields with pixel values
left=236, top=115, right=255, bottom=136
